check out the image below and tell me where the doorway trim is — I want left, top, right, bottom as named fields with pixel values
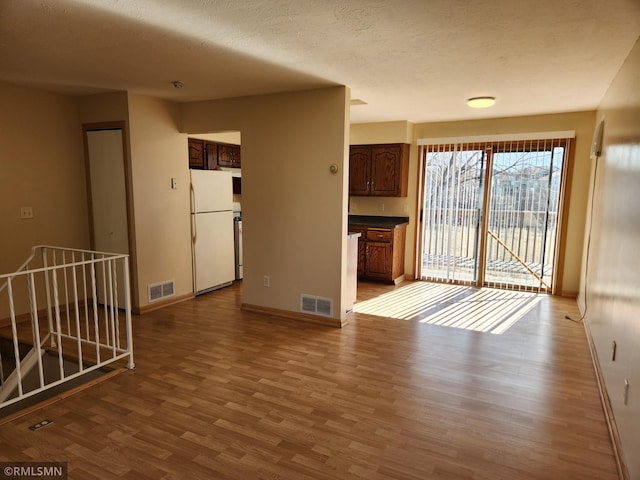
left=82, top=121, right=138, bottom=309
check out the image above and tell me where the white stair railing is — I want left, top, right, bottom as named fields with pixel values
left=0, top=246, right=134, bottom=410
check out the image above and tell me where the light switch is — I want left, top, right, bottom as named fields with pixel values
left=171, top=178, right=177, bottom=190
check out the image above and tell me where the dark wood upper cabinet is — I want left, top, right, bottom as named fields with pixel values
left=217, top=143, right=241, bottom=168
left=349, top=146, right=372, bottom=196
left=348, top=143, right=409, bottom=197
left=188, top=138, right=241, bottom=170
left=188, top=138, right=206, bottom=169
left=205, top=141, right=218, bottom=169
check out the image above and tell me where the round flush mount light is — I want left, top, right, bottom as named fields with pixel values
left=467, top=96, right=496, bottom=108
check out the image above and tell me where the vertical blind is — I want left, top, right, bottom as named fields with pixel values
left=418, top=134, right=572, bottom=293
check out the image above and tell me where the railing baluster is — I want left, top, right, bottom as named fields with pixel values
left=1, top=246, right=134, bottom=410
left=82, top=252, right=90, bottom=342
left=51, top=267, right=65, bottom=381
left=28, top=272, right=45, bottom=389
left=71, top=252, right=83, bottom=372
left=90, top=254, right=101, bottom=365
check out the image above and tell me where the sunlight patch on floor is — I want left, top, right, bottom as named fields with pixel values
left=354, top=282, right=542, bottom=334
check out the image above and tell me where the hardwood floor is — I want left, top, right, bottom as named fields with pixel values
left=0, top=280, right=618, bottom=479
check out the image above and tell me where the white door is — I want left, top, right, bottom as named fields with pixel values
left=86, top=129, right=129, bottom=306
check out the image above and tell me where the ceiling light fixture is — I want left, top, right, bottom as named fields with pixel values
left=467, top=96, right=496, bottom=108
left=172, top=80, right=184, bottom=89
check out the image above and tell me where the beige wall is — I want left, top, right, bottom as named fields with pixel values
left=581, top=37, right=640, bottom=478
left=126, top=94, right=193, bottom=309
left=79, top=91, right=129, bottom=124
left=0, top=83, right=90, bottom=318
left=189, top=131, right=241, bottom=145
left=181, top=87, right=351, bottom=321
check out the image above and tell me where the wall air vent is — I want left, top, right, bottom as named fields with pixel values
left=300, top=294, right=333, bottom=317
left=148, top=280, right=175, bottom=303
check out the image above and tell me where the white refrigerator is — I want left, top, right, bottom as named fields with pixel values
left=190, top=169, right=235, bottom=294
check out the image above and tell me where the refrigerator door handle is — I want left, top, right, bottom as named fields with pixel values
left=190, top=183, right=196, bottom=213
left=190, top=184, right=197, bottom=243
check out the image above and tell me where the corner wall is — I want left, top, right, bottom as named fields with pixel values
left=581, top=37, right=640, bottom=478
left=181, top=87, right=351, bottom=323
left=127, top=94, right=193, bottom=310
left=0, top=83, right=90, bottom=318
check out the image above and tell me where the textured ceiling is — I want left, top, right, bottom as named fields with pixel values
left=1, top=0, right=639, bottom=123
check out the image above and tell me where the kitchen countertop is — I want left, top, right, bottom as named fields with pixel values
left=348, top=215, right=409, bottom=228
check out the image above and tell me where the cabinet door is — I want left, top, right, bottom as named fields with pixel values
left=349, top=146, right=371, bottom=195
left=188, top=138, right=205, bottom=169
left=205, top=142, right=218, bottom=169
left=231, top=145, right=241, bottom=167
left=218, top=143, right=241, bottom=167
left=365, top=241, right=393, bottom=280
left=370, top=145, right=401, bottom=196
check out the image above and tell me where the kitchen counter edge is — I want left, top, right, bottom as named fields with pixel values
left=348, top=215, right=410, bottom=228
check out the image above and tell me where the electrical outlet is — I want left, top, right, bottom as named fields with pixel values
left=263, top=275, right=270, bottom=287
left=20, top=206, right=34, bottom=219
left=378, top=203, right=385, bottom=211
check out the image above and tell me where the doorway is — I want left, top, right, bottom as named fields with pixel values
left=83, top=124, right=132, bottom=306
left=417, top=136, right=570, bottom=293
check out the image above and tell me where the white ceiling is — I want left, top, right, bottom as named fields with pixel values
left=1, top=0, right=639, bottom=124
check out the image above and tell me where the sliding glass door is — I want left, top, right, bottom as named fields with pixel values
left=418, top=138, right=569, bottom=293
left=420, top=147, right=486, bottom=284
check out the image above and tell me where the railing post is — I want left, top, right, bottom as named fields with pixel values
left=112, top=259, right=121, bottom=350
left=123, top=257, right=135, bottom=370
left=42, top=247, right=55, bottom=348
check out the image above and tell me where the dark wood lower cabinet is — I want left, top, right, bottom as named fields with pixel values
left=351, top=224, right=406, bottom=284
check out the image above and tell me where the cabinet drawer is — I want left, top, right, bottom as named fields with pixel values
left=366, top=229, right=393, bottom=242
